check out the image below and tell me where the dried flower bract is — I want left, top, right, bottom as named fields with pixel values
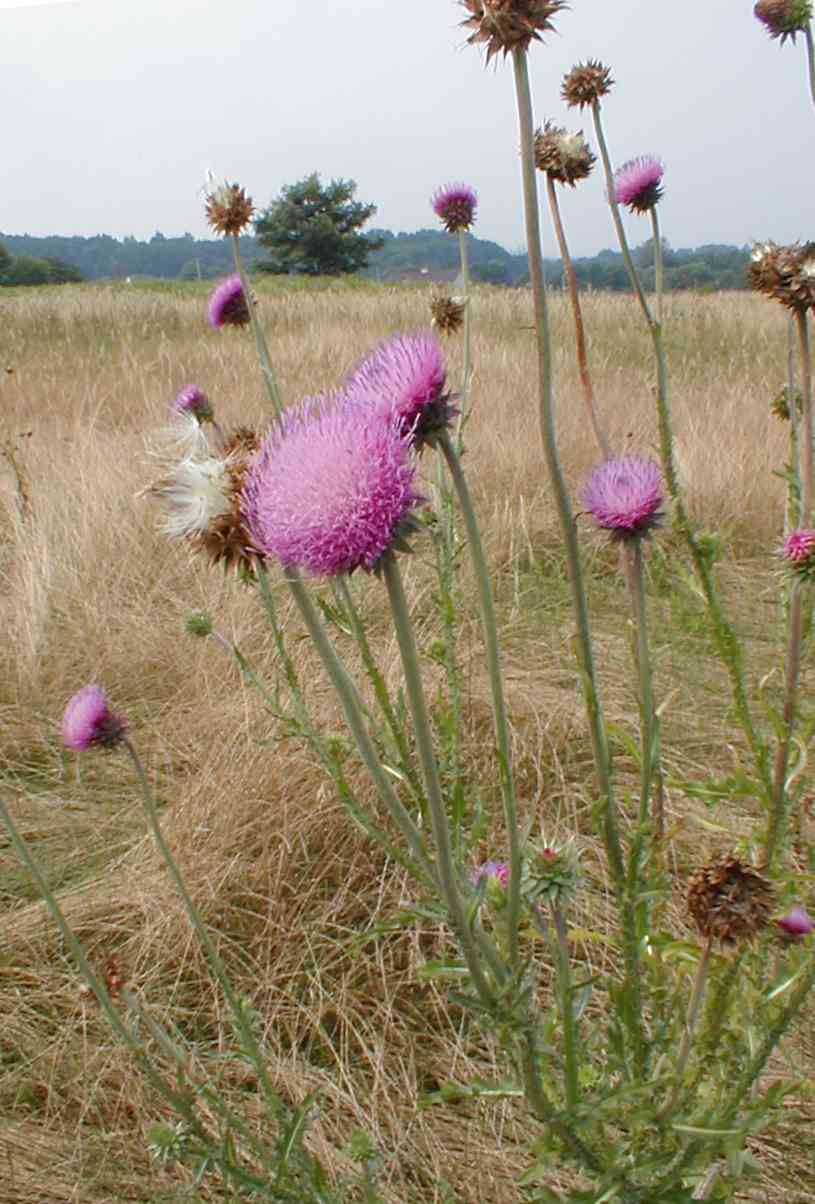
left=430, top=291, right=467, bottom=335
left=534, top=121, right=595, bottom=186
left=750, top=240, right=815, bottom=311
left=206, top=181, right=255, bottom=237
left=459, top=0, right=568, bottom=61
left=561, top=59, right=614, bottom=109
left=687, top=853, right=774, bottom=945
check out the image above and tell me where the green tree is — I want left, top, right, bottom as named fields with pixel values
left=1, top=255, right=52, bottom=286
left=255, top=173, right=384, bottom=276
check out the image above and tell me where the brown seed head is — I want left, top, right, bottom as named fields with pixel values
left=534, top=120, right=595, bottom=186
left=205, top=182, right=255, bottom=237
left=195, top=427, right=261, bottom=574
left=429, top=291, right=467, bottom=335
left=687, top=853, right=774, bottom=945
left=459, top=0, right=569, bottom=62
left=751, top=240, right=815, bottom=312
left=561, top=59, right=614, bottom=109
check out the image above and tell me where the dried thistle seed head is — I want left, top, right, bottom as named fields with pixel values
left=750, top=240, right=815, bottom=311
left=429, top=291, right=467, bottom=335
left=194, top=426, right=261, bottom=574
left=534, top=121, right=595, bottom=186
left=561, top=59, right=614, bottom=108
left=459, top=0, right=569, bottom=62
left=754, top=0, right=812, bottom=43
left=205, top=181, right=255, bottom=237
left=687, top=853, right=774, bottom=944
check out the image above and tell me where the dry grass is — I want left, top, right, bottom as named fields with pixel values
left=1, top=281, right=812, bottom=1202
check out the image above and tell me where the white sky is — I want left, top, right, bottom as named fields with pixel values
left=2, top=0, right=812, bottom=256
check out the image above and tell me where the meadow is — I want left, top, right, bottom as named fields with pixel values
left=1, top=279, right=812, bottom=1203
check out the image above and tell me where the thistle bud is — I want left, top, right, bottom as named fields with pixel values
left=754, top=0, right=812, bottom=43
left=528, top=842, right=580, bottom=907
left=186, top=610, right=214, bottom=638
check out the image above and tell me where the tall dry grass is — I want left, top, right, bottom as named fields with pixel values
left=1, top=281, right=811, bottom=1203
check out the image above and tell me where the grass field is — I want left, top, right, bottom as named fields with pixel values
left=1, top=279, right=813, bottom=1203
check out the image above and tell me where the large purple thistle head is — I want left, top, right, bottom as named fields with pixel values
left=782, top=528, right=815, bottom=581
left=241, top=396, right=423, bottom=578
left=62, top=685, right=127, bottom=751
left=344, top=329, right=456, bottom=451
left=431, top=182, right=478, bottom=233
left=207, top=274, right=250, bottom=329
left=613, top=155, right=665, bottom=215
left=583, top=456, right=664, bottom=542
left=171, top=384, right=213, bottom=424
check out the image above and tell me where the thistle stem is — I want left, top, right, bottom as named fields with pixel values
left=457, top=227, right=473, bottom=425
left=551, top=903, right=580, bottom=1111
left=230, top=232, right=284, bottom=422
left=121, top=737, right=284, bottom=1119
left=650, top=206, right=664, bottom=328
left=439, top=429, right=521, bottom=967
left=765, top=584, right=804, bottom=869
left=544, top=173, right=611, bottom=458
left=796, top=308, right=813, bottom=524
left=380, top=551, right=495, bottom=1007
left=657, top=937, right=712, bottom=1122
left=511, top=50, right=621, bottom=890
left=282, top=567, right=436, bottom=885
left=805, top=24, right=815, bottom=114
left=520, top=1032, right=608, bottom=1180
left=622, top=540, right=662, bottom=838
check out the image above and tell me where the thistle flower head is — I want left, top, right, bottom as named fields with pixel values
left=207, top=274, right=251, bottom=329
left=528, top=840, right=580, bottom=907
left=687, top=853, right=774, bottom=944
left=344, top=329, right=457, bottom=451
left=750, top=240, right=815, bottom=311
left=782, top=528, right=815, bottom=581
left=429, top=291, right=467, bottom=335
left=459, top=0, right=568, bottom=61
left=583, top=456, right=664, bottom=542
left=754, top=0, right=812, bottom=43
left=205, top=180, right=255, bottom=237
left=472, top=859, right=510, bottom=888
left=613, top=155, right=665, bottom=214
left=431, top=182, right=478, bottom=233
left=778, top=904, right=815, bottom=937
left=534, top=121, right=595, bottom=186
left=561, top=59, right=614, bottom=109
left=62, top=685, right=127, bottom=751
left=171, top=385, right=213, bottom=425
left=241, top=396, right=422, bottom=578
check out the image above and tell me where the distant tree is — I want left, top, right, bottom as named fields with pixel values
left=0, top=240, right=11, bottom=275
left=255, top=174, right=384, bottom=276
left=1, top=255, right=52, bottom=286
left=43, top=257, right=83, bottom=283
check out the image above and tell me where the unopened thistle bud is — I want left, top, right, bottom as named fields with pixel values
left=429, top=291, right=467, bottom=335
left=172, top=385, right=213, bottom=424
left=778, top=904, right=815, bottom=940
left=186, top=610, right=214, bottom=638
left=561, top=60, right=614, bottom=109
left=750, top=240, right=815, bottom=312
left=534, top=121, right=595, bottom=186
left=528, top=842, right=580, bottom=908
left=782, top=528, right=815, bottom=581
left=205, top=181, right=255, bottom=237
left=687, top=853, right=774, bottom=945
left=459, top=0, right=568, bottom=62
left=754, top=0, right=812, bottom=43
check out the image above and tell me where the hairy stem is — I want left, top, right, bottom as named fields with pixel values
left=805, top=24, right=815, bottom=114
left=765, top=585, right=804, bottom=869
left=544, top=173, right=611, bottom=458
left=796, top=308, right=813, bottom=524
left=551, top=903, right=580, bottom=1110
left=458, top=226, right=473, bottom=425
left=651, top=206, right=664, bottom=328
left=230, top=232, right=284, bottom=421
left=622, top=540, right=663, bottom=838
left=657, top=937, right=712, bottom=1122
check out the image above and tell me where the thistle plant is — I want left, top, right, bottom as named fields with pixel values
left=431, top=182, right=477, bottom=411
left=754, top=0, right=815, bottom=111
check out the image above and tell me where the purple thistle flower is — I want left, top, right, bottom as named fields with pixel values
left=241, top=396, right=422, bottom=578
left=431, top=182, right=478, bottom=233
left=782, top=528, right=815, bottom=580
left=583, top=456, right=664, bottom=542
left=344, top=329, right=456, bottom=450
left=207, top=274, right=250, bottom=329
left=171, top=385, right=213, bottom=424
left=62, top=685, right=127, bottom=751
left=613, top=155, right=665, bottom=215
left=778, top=905, right=815, bottom=936
left=472, top=860, right=510, bottom=889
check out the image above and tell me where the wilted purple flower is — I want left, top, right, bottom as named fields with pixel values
left=472, top=859, right=510, bottom=889
left=171, top=385, right=213, bottom=424
left=62, top=685, right=127, bottom=751
left=613, top=155, right=665, bottom=215
left=344, top=329, right=456, bottom=450
left=241, top=396, right=422, bottom=578
left=583, top=456, right=664, bottom=541
left=207, top=274, right=250, bottom=329
left=778, top=905, right=815, bottom=936
left=431, top=183, right=477, bottom=233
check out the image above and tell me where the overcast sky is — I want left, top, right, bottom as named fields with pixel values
left=2, top=0, right=812, bottom=256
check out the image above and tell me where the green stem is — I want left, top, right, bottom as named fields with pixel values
left=593, top=98, right=772, bottom=800
left=651, top=207, right=664, bottom=328
left=380, top=551, right=495, bottom=1007
left=282, top=566, right=436, bottom=884
left=656, top=937, right=712, bottom=1122
left=796, top=308, right=813, bottom=524
left=805, top=24, right=815, bottom=114
left=787, top=316, right=801, bottom=532
left=765, top=585, right=804, bottom=869
left=230, top=232, right=284, bottom=422
left=544, top=173, right=611, bottom=458
left=121, top=737, right=284, bottom=1120
left=439, top=429, right=521, bottom=967
left=551, top=904, right=580, bottom=1111
left=520, top=1032, right=607, bottom=1180
left=511, top=49, right=622, bottom=891
left=623, top=540, right=662, bottom=839
left=458, top=227, right=472, bottom=423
